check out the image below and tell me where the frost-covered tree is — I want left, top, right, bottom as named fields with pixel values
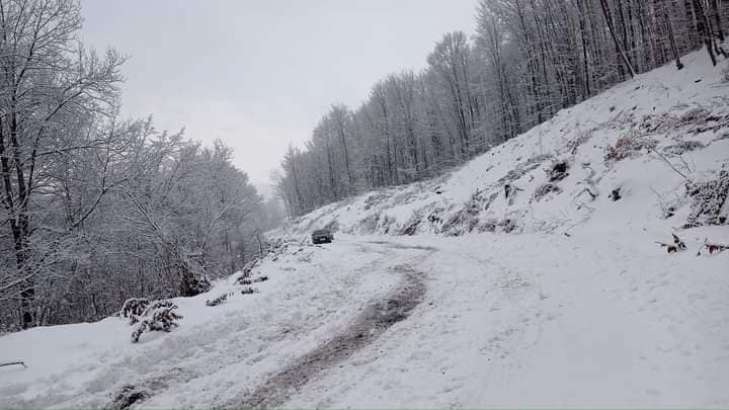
left=0, top=1, right=266, bottom=329
left=277, top=0, right=729, bottom=218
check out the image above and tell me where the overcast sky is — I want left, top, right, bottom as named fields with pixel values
left=80, top=0, right=477, bottom=197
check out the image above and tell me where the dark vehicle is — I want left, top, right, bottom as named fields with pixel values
left=312, top=229, right=334, bottom=244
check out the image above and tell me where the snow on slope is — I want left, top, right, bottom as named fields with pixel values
left=278, top=49, right=729, bottom=239
left=1, top=50, right=728, bottom=408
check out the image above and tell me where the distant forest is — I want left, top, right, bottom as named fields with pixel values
left=277, top=0, right=729, bottom=217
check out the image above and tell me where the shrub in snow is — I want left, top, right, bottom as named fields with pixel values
left=547, top=160, right=569, bottom=182
left=685, top=169, right=729, bottom=227
left=442, top=205, right=479, bottom=236
left=427, top=208, right=444, bottom=225
left=253, top=275, right=269, bottom=283
left=609, top=188, right=622, bottom=201
left=656, top=234, right=687, bottom=254
left=504, top=183, right=523, bottom=205
left=567, top=131, right=593, bottom=155
left=238, top=278, right=253, bottom=285
left=205, top=293, right=230, bottom=307
left=399, top=213, right=422, bottom=236
left=363, top=192, right=388, bottom=210
left=120, top=298, right=150, bottom=324
left=130, top=300, right=182, bottom=343
left=241, top=260, right=257, bottom=279
left=533, top=183, right=562, bottom=202
left=179, top=268, right=211, bottom=297
left=478, top=218, right=498, bottom=232
left=379, top=214, right=397, bottom=234
left=241, top=286, right=257, bottom=295
left=110, top=384, right=150, bottom=410
left=605, top=133, right=657, bottom=161
left=498, top=218, right=518, bottom=233
left=0, top=322, right=21, bottom=336
left=662, top=140, right=704, bottom=155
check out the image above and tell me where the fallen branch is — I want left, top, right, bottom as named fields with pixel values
left=656, top=233, right=687, bottom=254
left=0, top=361, right=27, bottom=368
left=649, top=146, right=690, bottom=181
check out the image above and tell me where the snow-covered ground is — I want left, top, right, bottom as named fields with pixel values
left=1, top=50, right=728, bottom=408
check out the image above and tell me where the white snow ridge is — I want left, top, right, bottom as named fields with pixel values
left=2, top=49, right=729, bottom=409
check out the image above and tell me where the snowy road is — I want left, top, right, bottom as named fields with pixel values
left=1, top=232, right=728, bottom=408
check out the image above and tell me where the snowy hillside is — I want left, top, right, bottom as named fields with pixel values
left=278, top=50, right=729, bottom=239
left=1, top=50, right=728, bottom=408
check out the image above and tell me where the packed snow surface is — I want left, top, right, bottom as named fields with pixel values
left=1, top=50, right=728, bottom=408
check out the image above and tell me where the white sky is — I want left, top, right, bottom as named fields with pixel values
left=80, top=0, right=477, bottom=197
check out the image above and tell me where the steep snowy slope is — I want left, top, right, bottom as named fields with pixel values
left=1, top=50, right=728, bottom=409
left=278, top=50, right=729, bottom=239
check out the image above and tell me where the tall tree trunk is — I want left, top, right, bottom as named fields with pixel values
left=600, top=0, right=637, bottom=77
left=664, top=8, right=685, bottom=70
left=709, top=0, right=724, bottom=41
left=693, top=0, right=717, bottom=65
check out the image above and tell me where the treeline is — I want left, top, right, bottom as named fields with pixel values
left=278, top=0, right=728, bottom=217
left=0, top=0, right=276, bottom=330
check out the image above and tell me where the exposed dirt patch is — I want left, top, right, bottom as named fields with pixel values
left=232, top=264, right=427, bottom=409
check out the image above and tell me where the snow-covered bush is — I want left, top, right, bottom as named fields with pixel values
left=567, top=131, right=593, bottom=155
left=609, top=188, right=622, bottom=201
left=399, top=213, right=422, bottom=236
left=442, top=206, right=479, bottom=236
left=478, top=218, right=498, bottom=232
left=498, top=218, right=518, bottom=233
left=0, top=322, right=21, bottom=336
left=130, top=300, right=183, bottom=343
left=120, top=298, right=150, bottom=324
left=657, top=234, right=687, bottom=254
left=110, top=384, right=150, bottom=410
left=662, top=140, right=704, bottom=155
left=205, top=293, right=230, bottom=307
left=533, top=183, right=561, bottom=202
left=240, top=287, right=257, bottom=295
left=380, top=215, right=397, bottom=234
left=605, top=133, right=657, bottom=161
left=504, top=183, right=523, bottom=205
left=685, top=169, right=729, bottom=227
left=179, top=267, right=211, bottom=297
left=240, top=274, right=269, bottom=286
left=241, top=260, right=257, bottom=279
left=547, top=160, right=570, bottom=182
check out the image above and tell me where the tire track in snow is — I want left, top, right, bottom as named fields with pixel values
left=230, top=261, right=428, bottom=409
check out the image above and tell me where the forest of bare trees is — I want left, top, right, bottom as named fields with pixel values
left=278, top=0, right=729, bottom=217
left=0, top=0, right=275, bottom=330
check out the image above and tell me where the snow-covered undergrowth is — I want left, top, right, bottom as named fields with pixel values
left=277, top=50, right=729, bottom=240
